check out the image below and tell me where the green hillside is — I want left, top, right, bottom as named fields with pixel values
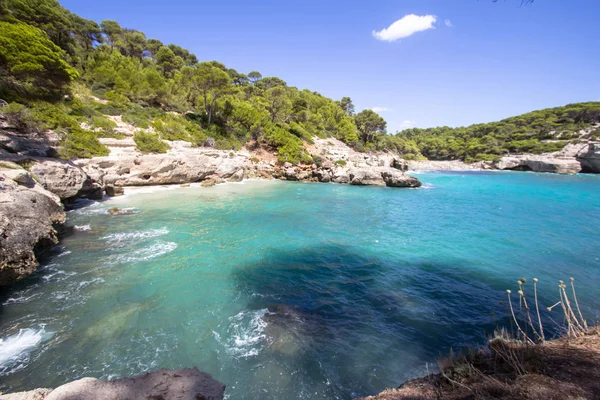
left=395, top=102, right=600, bottom=162
left=0, top=0, right=389, bottom=162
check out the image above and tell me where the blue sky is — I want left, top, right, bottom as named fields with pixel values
left=60, top=0, right=600, bottom=132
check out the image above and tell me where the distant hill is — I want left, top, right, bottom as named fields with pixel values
left=394, top=102, right=600, bottom=162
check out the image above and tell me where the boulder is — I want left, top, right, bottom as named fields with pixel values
left=105, top=185, right=124, bottom=197
left=29, top=159, right=102, bottom=200
left=3, top=168, right=36, bottom=187
left=227, top=169, right=245, bottom=182
left=0, top=169, right=65, bottom=286
left=331, top=168, right=350, bottom=184
left=381, top=169, right=422, bottom=188
left=576, top=142, right=600, bottom=173
left=348, top=168, right=386, bottom=186
left=285, top=167, right=299, bottom=181
left=201, top=178, right=216, bottom=187
left=43, top=368, right=225, bottom=400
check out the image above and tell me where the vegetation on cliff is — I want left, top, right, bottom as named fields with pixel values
left=0, top=0, right=389, bottom=163
left=395, top=102, right=600, bottom=162
left=1, top=0, right=598, bottom=164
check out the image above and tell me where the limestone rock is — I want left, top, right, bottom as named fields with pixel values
left=105, top=185, right=124, bottom=197
left=0, top=388, right=52, bottom=400
left=284, top=167, right=299, bottom=181
left=29, top=159, right=102, bottom=200
left=227, top=168, right=245, bottom=182
left=44, top=368, right=225, bottom=400
left=348, top=168, right=386, bottom=186
left=381, top=169, right=422, bottom=188
left=77, top=153, right=249, bottom=187
left=0, top=169, right=65, bottom=286
left=576, top=142, right=600, bottom=173
left=201, top=178, right=216, bottom=187
left=493, top=156, right=581, bottom=174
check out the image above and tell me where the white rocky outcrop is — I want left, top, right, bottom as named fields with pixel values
left=492, top=155, right=582, bottom=174
left=76, top=152, right=249, bottom=187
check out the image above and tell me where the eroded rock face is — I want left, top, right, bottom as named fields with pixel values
left=43, top=368, right=225, bottom=400
left=29, top=159, right=103, bottom=201
left=0, top=168, right=65, bottom=286
left=493, top=156, right=581, bottom=174
left=77, top=153, right=249, bottom=187
left=577, top=142, right=600, bottom=173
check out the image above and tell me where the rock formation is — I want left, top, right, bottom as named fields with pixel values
left=492, top=155, right=582, bottom=174
left=577, top=142, right=600, bottom=173
left=2, top=368, right=225, bottom=400
left=0, top=163, right=66, bottom=286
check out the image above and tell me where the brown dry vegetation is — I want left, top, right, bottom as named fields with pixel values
left=358, top=328, right=600, bottom=400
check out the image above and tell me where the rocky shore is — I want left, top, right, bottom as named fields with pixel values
left=1, top=368, right=225, bottom=400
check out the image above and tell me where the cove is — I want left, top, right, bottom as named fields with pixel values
left=0, top=171, right=599, bottom=399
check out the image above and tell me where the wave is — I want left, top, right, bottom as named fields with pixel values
left=214, top=309, right=268, bottom=359
left=0, top=327, right=48, bottom=375
left=2, top=293, right=41, bottom=306
left=102, top=227, right=169, bottom=245
left=74, top=224, right=92, bottom=231
left=111, top=241, right=178, bottom=264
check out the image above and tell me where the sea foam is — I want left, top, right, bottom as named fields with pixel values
left=102, top=227, right=169, bottom=244
left=214, top=309, right=269, bottom=359
left=0, top=328, right=47, bottom=375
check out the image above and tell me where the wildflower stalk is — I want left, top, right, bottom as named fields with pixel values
left=570, top=278, right=588, bottom=331
left=507, top=290, right=534, bottom=345
left=533, top=278, right=545, bottom=342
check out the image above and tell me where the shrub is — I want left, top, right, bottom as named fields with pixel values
left=249, top=156, right=260, bottom=164
left=30, top=101, right=79, bottom=131
left=152, top=113, right=201, bottom=142
left=60, top=128, right=109, bottom=159
left=122, top=105, right=165, bottom=128
left=334, top=159, right=347, bottom=167
left=134, top=131, right=170, bottom=153
left=0, top=102, right=39, bottom=131
left=312, top=155, right=324, bottom=167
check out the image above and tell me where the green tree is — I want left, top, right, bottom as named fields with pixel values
left=337, top=96, right=354, bottom=116
left=186, top=62, right=232, bottom=124
left=265, top=87, right=292, bottom=123
left=1, top=0, right=75, bottom=53
left=155, top=46, right=183, bottom=78
left=0, top=21, right=78, bottom=99
left=248, top=71, right=262, bottom=85
left=354, top=109, right=386, bottom=143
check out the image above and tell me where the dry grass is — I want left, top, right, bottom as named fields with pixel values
left=357, top=277, right=600, bottom=400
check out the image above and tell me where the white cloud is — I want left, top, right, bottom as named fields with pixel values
left=372, top=14, right=437, bottom=42
left=371, top=107, right=390, bottom=113
left=445, top=19, right=453, bottom=27
left=399, top=120, right=417, bottom=130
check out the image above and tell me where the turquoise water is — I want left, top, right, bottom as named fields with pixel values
left=0, top=171, right=599, bottom=399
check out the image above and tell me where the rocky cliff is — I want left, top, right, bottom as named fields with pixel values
left=0, top=162, right=65, bottom=286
